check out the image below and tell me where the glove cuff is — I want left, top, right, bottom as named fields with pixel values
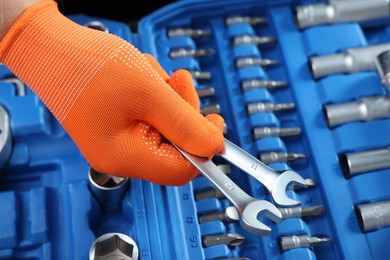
left=0, top=0, right=55, bottom=59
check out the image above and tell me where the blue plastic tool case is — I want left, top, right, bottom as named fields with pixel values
left=2, top=0, right=390, bottom=259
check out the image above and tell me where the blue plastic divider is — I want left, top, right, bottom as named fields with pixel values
left=2, top=0, right=390, bottom=259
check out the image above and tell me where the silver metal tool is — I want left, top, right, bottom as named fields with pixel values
left=295, top=0, right=390, bottom=29
left=253, top=126, right=301, bottom=140
left=236, top=57, right=278, bottom=69
left=241, top=79, right=287, bottom=91
left=173, top=145, right=283, bottom=236
left=323, top=95, right=390, bottom=128
left=195, top=163, right=231, bottom=178
left=226, top=16, right=268, bottom=26
left=247, top=101, right=295, bottom=115
left=200, top=103, right=221, bottom=115
left=0, top=78, right=26, bottom=96
left=278, top=205, right=324, bottom=219
left=375, top=50, right=390, bottom=94
left=218, top=139, right=307, bottom=206
left=88, top=168, right=130, bottom=212
left=196, top=86, right=215, bottom=98
left=339, top=146, right=390, bottom=178
left=198, top=206, right=239, bottom=224
left=233, top=35, right=277, bottom=46
left=169, top=48, right=215, bottom=59
left=310, top=43, right=390, bottom=79
left=195, top=188, right=225, bottom=200
left=167, top=28, right=211, bottom=38
left=278, top=235, right=331, bottom=252
left=189, top=70, right=212, bottom=81
left=89, top=232, right=139, bottom=260
left=223, top=122, right=228, bottom=135
left=203, top=233, right=245, bottom=247
left=355, top=199, right=390, bottom=233
left=217, top=164, right=231, bottom=174
left=84, top=21, right=109, bottom=33
left=0, top=105, right=12, bottom=170
left=201, top=139, right=307, bottom=206
left=290, top=178, right=316, bottom=191
left=260, top=152, right=306, bottom=164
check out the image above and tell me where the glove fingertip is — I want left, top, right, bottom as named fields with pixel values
left=205, top=113, right=225, bottom=133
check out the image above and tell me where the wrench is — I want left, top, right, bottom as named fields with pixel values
left=0, top=105, right=12, bottom=170
left=218, top=139, right=307, bottom=206
left=174, top=144, right=282, bottom=236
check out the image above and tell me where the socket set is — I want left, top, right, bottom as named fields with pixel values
left=2, top=0, right=390, bottom=259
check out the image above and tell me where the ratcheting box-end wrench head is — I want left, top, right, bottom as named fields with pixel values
left=219, top=139, right=307, bottom=207
left=173, top=144, right=282, bottom=236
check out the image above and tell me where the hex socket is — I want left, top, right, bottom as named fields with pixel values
left=89, top=232, right=139, bottom=260
left=295, top=0, right=390, bottom=29
left=355, top=200, right=390, bottom=233
left=323, top=96, right=390, bottom=128
left=339, top=147, right=390, bottom=178
left=88, top=168, right=130, bottom=212
left=376, top=50, right=390, bottom=93
left=310, top=43, right=390, bottom=79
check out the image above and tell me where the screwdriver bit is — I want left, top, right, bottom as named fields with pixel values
left=195, top=188, right=225, bottom=200
left=201, top=103, right=221, bottom=115
left=226, top=16, right=268, bottom=26
left=278, top=205, right=324, bottom=219
left=203, top=233, right=245, bottom=247
left=253, top=126, right=301, bottom=140
left=223, top=123, right=228, bottom=135
left=167, top=28, right=211, bottom=38
left=189, top=70, right=212, bottom=81
left=196, top=86, right=215, bottom=98
left=233, top=35, right=277, bottom=46
left=198, top=206, right=239, bottom=224
left=278, top=235, right=331, bottom=252
left=290, top=178, right=316, bottom=190
left=236, top=57, right=278, bottom=69
left=169, top=48, right=215, bottom=59
left=247, top=102, right=295, bottom=115
left=241, top=79, right=287, bottom=91
left=259, top=152, right=306, bottom=164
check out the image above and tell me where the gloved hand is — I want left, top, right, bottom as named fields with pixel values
left=0, top=0, right=224, bottom=185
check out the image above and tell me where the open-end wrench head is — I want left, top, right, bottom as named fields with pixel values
left=272, top=170, right=308, bottom=207
left=240, top=200, right=282, bottom=236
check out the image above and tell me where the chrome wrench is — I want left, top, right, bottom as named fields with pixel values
left=218, top=139, right=307, bottom=206
left=0, top=105, right=12, bottom=170
left=174, top=144, right=282, bottom=236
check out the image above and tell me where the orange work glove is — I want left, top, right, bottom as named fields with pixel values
left=0, top=0, right=224, bottom=186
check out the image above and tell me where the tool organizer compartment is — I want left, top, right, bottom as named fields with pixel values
left=1, top=0, right=390, bottom=259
